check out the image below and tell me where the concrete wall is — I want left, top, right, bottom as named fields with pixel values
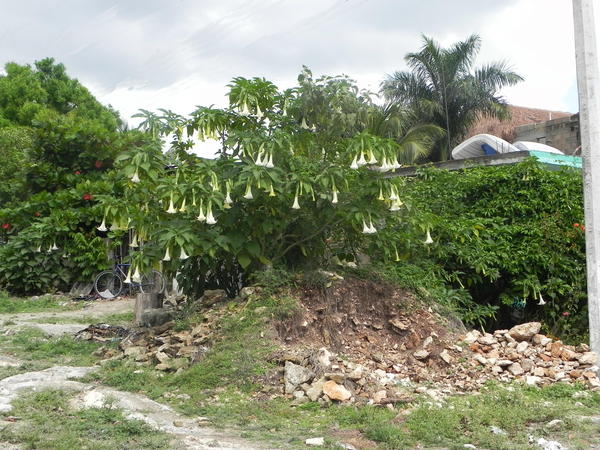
left=515, top=114, right=581, bottom=154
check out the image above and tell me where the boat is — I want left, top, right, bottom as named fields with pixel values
left=512, top=141, right=564, bottom=155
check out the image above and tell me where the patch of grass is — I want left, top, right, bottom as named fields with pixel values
left=0, top=327, right=105, bottom=367
left=0, top=293, right=81, bottom=314
left=0, top=389, right=171, bottom=449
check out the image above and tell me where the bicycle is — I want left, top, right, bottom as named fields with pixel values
left=94, top=263, right=165, bottom=299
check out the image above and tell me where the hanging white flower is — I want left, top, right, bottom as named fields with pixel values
left=197, top=205, right=206, bottom=222
left=206, top=206, right=217, bottom=225
left=301, top=118, right=309, bottom=129
left=240, top=102, right=250, bottom=116
left=130, top=233, right=139, bottom=248
left=357, top=152, right=367, bottom=167
left=97, top=218, right=108, bottom=232
left=225, top=191, right=233, bottom=205
left=537, top=293, right=546, bottom=306
left=163, top=247, right=171, bottom=261
left=166, top=195, right=177, bottom=214
left=292, top=194, right=301, bottom=210
left=389, top=200, right=401, bottom=211
left=394, top=246, right=401, bottom=262
left=255, top=152, right=265, bottom=167
left=132, top=266, right=142, bottom=283
left=243, top=183, right=254, bottom=200
left=378, top=187, right=384, bottom=201
left=424, top=230, right=434, bottom=245
left=123, top=268, right=132, bottom=284
left=266, top=153, right=274, bottom=168
left=389, top=185, right=398, bottom=201
left=131, top=170, right=140, bottom=183
left=269, top=184, right=276, bottom=197
left=392, top=155, right=402, bottom=169
left=51, top=242, right=59, bottom=251
left=368, top=220, right=377, bottom=234
left=368, top=150, right=377, bottom=165
left=179, top=198, right=187, bottom=213
left=256, top=104, right=263, bottom=118
left=350, top=155, right=359, bottom=170
left=180, top=248, right=189, bottom=260
left=332, top=190, right=338, bottom=204
left=35, top=245, right=41, bottom=252
left=362, top=220, right=370, bottom=234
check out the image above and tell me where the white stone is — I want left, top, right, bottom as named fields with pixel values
left=305, top=437, right=325, bottom=446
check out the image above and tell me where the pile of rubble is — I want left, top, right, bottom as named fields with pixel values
left=275, top=322, right=599, bottom=406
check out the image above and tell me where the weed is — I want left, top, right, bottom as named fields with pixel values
left=0, top=293, right=81, bottom=314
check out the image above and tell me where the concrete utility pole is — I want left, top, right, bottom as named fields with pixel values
left=573, top=0, right=600, bottom=355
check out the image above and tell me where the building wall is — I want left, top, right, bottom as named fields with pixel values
left=515, top=114, right=581, bottom=154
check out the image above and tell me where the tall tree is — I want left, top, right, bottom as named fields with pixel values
left=381, top=34, right=523, bottom=161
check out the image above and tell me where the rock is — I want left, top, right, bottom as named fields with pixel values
left=422, top=336, right=433, bottom=348
left=284, top=362, right=315, bottom=394
left=201, top=289, right=228, bottom=306
left=533, top=367, right=546, bottom=377
left=347, top=365, right=365, bottom=380
left=372, top=390, right=387, bottom=404
left=521, top=359, right=534, bottom=373
left=535, top=437, right=567, bottom=450
left=337, top=444, right=356, bottom=450
left=123, top=346, right=146, bottom=360
left=508, top=322, right=541, bottom=341
left=325, top=373, right=345, bottom=383
left=560, top=347, right=578, bottom=361
left=305, top=437, right=325, bottom=446
left=550, top=342, right=564, bottom=358
left=389, top=318, right=409, bottom=332
left=322, top=380, right=352, bottom=402
left=474, top=354, right=488, bottom=365
left=490, top=426, right=506, bottom=435
left=496, top=359, right=513, bottom=367
left=578, top=351, right=599, bottom=365
left=292, top=390, right=306, bottom=399
left=413, top=350, right=430, bottom=360
left=533, top=334, right=552, bottom=346
left=140, top=309, right=175, bottom=328
left=507, top=363, right=524, bottom=376
left=526, top=376, right=542, bottom=386
left=239, top=286, right=259, bottom=298
left=478, top=333, right=497, bottom=346
left=545, top=419, right=564, bottom=429
left=316, top=347, right=332, bottom=368
left=439, top=350, right=452, bottom=364
left=464, top=445, right=477, bottom=449
left=306, top=378, right=326, bottom=401
left=516, top=341, right=529, bottom=353
left=464, top=330, right=481, bottom=344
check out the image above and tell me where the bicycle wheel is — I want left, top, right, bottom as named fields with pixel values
left=139, top=270, right=165, bottom=294
left=94, top=270, right=123, bottom=299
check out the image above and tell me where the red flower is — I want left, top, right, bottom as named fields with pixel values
left=82, top=193, right=93, bottom=201
left=1, top=223, right=10, bottom=230
left=581, top=225, right=586, bottom=231
left=573, top=223, right=580, bottom=228
left=562, top=311, right=570, bottom=317
left=94, top=160, right=103, bottom=169
left=74, top=170, right=81, bottom=175
left=34, top=212, right=41, bottom=217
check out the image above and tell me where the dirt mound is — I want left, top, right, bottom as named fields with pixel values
left=275, top=276, right=465, bottom=381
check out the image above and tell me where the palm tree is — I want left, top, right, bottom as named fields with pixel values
left=381, top=34, right=523, bottom=161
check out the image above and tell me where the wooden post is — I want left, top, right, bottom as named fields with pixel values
left=134, top=292, right=162, bottom=326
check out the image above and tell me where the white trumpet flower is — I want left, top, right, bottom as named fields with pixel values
left=131, top=170, right=140, bottom=183
left=362, top=220, right=371, bottom=234
left=255, top=152, right=265, bottom=167
left=97, top=218, right=107, bottom=232
left=357, top=152, right=367, bottom=167
left=123, top=269, right=132, bottom=284
left=368, top=150, right=377, bottom=165
left=332, top=190, right=338, bottom=204
left=180, top=248, right=189, bottom=260
left=240, top=102, right=250, bottom=116
left=378, top=187, right=384, bottom=201
left=179, top=198, right=187, bottom=212
left=269, top=184, right=276, bottom=197
left=163, top=247, right=171, bottom=261
left=225, top=191, right=233, bottom=205
left=389, top=200, right=401, bottom=211
left=292, top=195, right=301, bottom=210
left=244, top=184, right=253, bottom=200
left=350, top=155, right=359, bottom=170
left=130, top=234, right=138, bottom=248
left=368, top=221, right=377, bottom=234
left=132, top=266, right=142, bottom=283
left=537, top=293, right=546, bottom=306
left=51, top=242, right=59, bottom=251
left=395, top=246, right=401, bottom=262
left=256, top=104, right=263, bottom=118
left=206, top=207, right=217, bottom=225
left=197, top=205, right=206, bottom=222
left=389, top=186, right=398, bottom=201
left=301, top=118, right=309, bottom=129
left=166, top=196, right=177, bottom=214
left=424, top=230, right=434, bottom=245
left=266, top=153, right=274, bottom=168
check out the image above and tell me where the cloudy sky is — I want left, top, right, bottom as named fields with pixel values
left=0, top=0, right=594, bottom=128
